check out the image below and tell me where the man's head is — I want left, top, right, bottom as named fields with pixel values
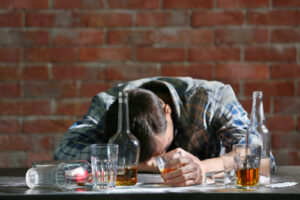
left=105, top=88, right=173, bottom=162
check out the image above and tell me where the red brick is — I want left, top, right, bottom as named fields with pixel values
left=192, top=11, right=244, bottom=26
left=0, top=100, right=51, bottom=116
left=24, top=47, right=77, bottom=62
left=244, top=81, right=295, bottom=97
left=215, top=28, right=268, bottom=44
left=23, top=119, right=73, bottom=134
left=163, top=0, right=213, bottom=9
left=79, top=47, right=132, bottom=62
left=81, top=12, right=133, bottom=27
left=80, top=82, right=113, bottom=97
left=39, top=136, right=51, bottom=151
left=271, top=64, right=300, bottom=79
left=161, top=64, right=213, bottom=79
left=0, top=12, right=22, bottom=27
left=273, top=0, right=300, bottom=7
left=0, top=135, right=34, bottom=151
left=189, top=47, right=240, bottom=61
left=272, top=150, right=300, bottom=165
left=23, top=81, right=77, bottom=98
left=136, top=47, right=185, bottom=62
left=272, top=132, right=298, bottom=149
left=156, top=29, right=213, bottom=44
left=79, top=29, right=105, bottom=45
left=52, top=29, right=104, bottom=45
left=26, top=12, right=79, bottom=27
left=0, top=47, right=21, bottom=62
left=0, top=119, right=20, bottom=134
left=53, top=0, right=104, bottom=9
left=274, top=98, right=300, bottom=114
left=216, top=63, right=268, bottom=80
left=0, top=30, right=49, bottom=46
left=55, top=100, right=90, bottom=116
left=298, top=116, right=300, bottom=131
left=0, top=0, right=49, bottom=9
left=53, top=65, right=104, bottom=80
left=26, top=152, right=53, bottom=167
left=0, top=66, right=20, bottom=81
left=271, top=28, right=300, bottom=43
left=137, top=12, right=189, bottom=27
left=106, top=65, right=160, bottom=81
left=26, top=12, right=54, bottom=27
left=22, top=66, right=49, bottom=80
left=248, top=11, right=300, bottom=26
left=0, top=83, right=21, bottom=98
left=217, top=0, right=269, bottom=8
left=107, top=30, right=156, bottom=45
left=108, top=0, right=159, bottom=9
left=0, top=152, right=26, bottom=168
left=298, top=82, right=300, bottom=96
left=245, top=46, right=296, bottom=62
left=267, top=115, right=295, bottom=131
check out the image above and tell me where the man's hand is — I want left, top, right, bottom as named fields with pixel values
left=160, top=148, right=204, bottom=186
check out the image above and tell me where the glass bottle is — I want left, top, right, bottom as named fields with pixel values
left=108, top=92, right=140, bottom=186
left=248, top=91, right=271, bottom=185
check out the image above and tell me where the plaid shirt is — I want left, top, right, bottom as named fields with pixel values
left=54, top=77, right=275, bottom=168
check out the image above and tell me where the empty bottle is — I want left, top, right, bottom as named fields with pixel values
left=248, top=91, right=271, bottom=185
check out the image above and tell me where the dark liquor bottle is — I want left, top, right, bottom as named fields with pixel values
left=108, top=92, right=140, bottom=186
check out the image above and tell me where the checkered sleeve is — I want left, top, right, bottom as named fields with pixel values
left=212, top=84, right=249, bottom=148
left=54, top=93, right=113, bottom=161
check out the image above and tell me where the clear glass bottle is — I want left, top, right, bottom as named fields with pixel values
left=248, top=91, right=271, bottom=185
left=108, top=92, right=140, bottom=186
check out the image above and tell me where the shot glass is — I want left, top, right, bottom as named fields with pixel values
left=233, top=144, right=261, bottom=190
left=155, top=151, right=182, bottom=176
left=221, top=152, right=235, bottom=186
left=90, top=144, right=118, bottom=190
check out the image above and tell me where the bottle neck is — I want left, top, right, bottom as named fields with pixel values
left=250, top=91, right=266, bottom=129
left=117, top=92, right=130, bottom=134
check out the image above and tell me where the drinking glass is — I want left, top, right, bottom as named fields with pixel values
left=221, top=152, right=235, bottom=186
left=90, top=144, right=118, bottom=190
left=26, top=161, right=90, bottom=190
left=155, top=151, right=182, bottom=175
left=233, top=144, right=261, bottom=190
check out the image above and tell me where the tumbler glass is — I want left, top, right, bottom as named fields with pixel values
left=90, top=144, right=118, bottom=190
left=233, top=144, right=261, bottom=190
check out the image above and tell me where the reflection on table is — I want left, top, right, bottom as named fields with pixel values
left=0, top=166, right=300, bottom=200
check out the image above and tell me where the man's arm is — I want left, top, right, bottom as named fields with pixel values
left=54, top=93, right=115, bottom=161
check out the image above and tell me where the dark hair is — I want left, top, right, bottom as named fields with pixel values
left=104, top=88, right=167, bottom=162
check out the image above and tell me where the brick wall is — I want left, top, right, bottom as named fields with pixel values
left=0, top=0, right=299, bottom=167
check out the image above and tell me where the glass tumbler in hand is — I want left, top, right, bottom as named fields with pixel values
left=155, top=152, right=182, bottom=181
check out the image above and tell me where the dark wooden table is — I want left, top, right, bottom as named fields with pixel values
left=0, top=166, right=300, bottom=200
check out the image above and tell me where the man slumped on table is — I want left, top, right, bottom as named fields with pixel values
left=54, top=77, right=275, bottom=186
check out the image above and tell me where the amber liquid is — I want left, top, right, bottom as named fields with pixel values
left=116, top=167, right=138, bottom=186
left=236, top=168, right=259, bottom=188
left=161, top=168, right=175, bottom=174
